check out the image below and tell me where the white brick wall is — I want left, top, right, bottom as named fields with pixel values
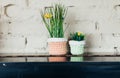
left=0, top=0, right=120, bottom=55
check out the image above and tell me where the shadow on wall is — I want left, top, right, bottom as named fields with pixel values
left=64, top=7, right=79, bottom=38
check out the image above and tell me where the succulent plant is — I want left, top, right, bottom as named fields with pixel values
left=70, top=32, right=85, bottom=41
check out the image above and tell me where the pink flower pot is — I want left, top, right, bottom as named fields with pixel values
left=48, top=38, right=68, bottom=55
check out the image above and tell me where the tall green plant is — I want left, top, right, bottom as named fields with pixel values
left=41, top=4, right=67, bottom=38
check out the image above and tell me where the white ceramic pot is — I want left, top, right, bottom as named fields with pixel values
left=69, top=40, right=85, bottom=55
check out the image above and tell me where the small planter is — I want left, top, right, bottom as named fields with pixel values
left=48, top=38, right=68, bottom=55
left=69, top=40, right=85, bottom=55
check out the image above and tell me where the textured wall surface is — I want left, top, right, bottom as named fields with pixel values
left=0, top=0, right=120, bottom=55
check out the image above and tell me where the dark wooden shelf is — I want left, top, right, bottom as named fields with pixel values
left=0, top=54, right=120, bottom=58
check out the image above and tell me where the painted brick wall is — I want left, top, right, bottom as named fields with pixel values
left=0, top=0, right=120, bottom=55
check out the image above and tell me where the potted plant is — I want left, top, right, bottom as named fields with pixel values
left=69, top=32, right=85, bottom=55
left=41, top=4, right=68, bottom=55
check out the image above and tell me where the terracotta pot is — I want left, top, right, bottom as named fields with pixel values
left=48, top=38, right=68, bottom=55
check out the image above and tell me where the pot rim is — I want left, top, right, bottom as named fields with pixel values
left=69, top=40, right=85, bottom=45
left=47, top=38, right=67, bottom=42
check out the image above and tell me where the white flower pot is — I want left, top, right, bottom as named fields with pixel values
left=69, top=40, right=85, bottom=55
left=47, top=38, right=68, bottom=55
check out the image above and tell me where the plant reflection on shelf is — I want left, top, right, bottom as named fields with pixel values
left=49, top=57, right=68, bottom=62
left=48, top=56, right=84, bottom=62
left=70, top=57, right=83, bottom=62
